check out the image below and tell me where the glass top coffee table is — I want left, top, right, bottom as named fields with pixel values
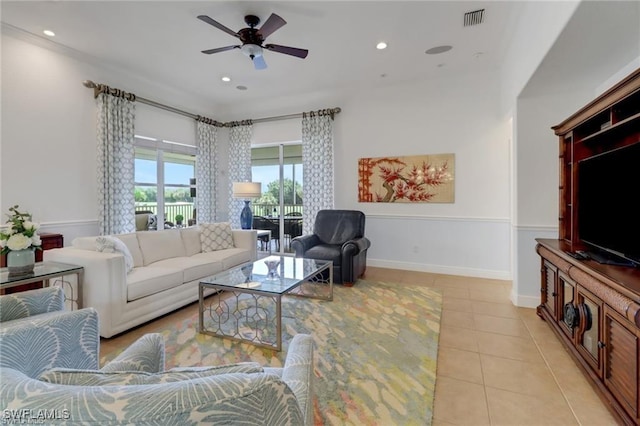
left=199, top=256, right=332, bottom=351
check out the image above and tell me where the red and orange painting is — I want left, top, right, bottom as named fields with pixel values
left=358, top=154, right=455, bottom=203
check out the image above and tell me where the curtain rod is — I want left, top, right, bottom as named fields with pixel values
left=82, top=80, right=341, bottom=126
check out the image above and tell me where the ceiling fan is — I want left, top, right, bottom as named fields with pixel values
left=197, top=13, right=309, bottom=70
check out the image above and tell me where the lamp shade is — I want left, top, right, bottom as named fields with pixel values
left=232, top=182, right=262, bottom=199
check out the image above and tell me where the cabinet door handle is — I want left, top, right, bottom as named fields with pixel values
left=551, top=292, right=557, bottom=297
left=598, top=341, right=606, bottom=349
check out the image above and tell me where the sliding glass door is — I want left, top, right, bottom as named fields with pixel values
left=251, top=144, right=303, bottom=253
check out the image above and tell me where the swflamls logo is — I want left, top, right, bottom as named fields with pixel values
left=2, top=409, right=71, bottom=424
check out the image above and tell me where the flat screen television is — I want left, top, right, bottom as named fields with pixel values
left=578, top=142, right=640, bottom=266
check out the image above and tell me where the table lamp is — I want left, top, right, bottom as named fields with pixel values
left=232, top=182, right=262, bottom=229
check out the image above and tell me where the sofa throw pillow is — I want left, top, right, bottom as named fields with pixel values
left=39, top=363, right=264, bottom=386
left=200, top=222, right=234, bottom=252
left=96, top=236, right=134, bottom=273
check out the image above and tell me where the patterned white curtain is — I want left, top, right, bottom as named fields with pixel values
left=96, top=92, right=136, bottom=235
left=227, top=122, right=253, bottom=229
left=301, top=111, right=335, bottom=234
left=196, top=120, right=218, bottom=223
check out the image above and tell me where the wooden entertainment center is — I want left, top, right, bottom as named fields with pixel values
left=536, top=68, right=640, bottom=425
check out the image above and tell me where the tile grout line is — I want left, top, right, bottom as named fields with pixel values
left=518, top=313, right=583, bottom=425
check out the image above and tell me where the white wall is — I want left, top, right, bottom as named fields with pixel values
left=224, top=70, right=513, bottom=279
left=499, top=1, right=580, bottom=116
left=512, top=90, right=594, bottom=307
left=0, top=30, right=216, bottom=242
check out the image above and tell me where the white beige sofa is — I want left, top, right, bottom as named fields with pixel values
left=44, top=224, right=257, bottom=338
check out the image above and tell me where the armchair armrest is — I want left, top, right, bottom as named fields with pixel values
left=291, top=234, right=321, bottom=257
left=0, top=287, right=64, bottom=322
left=282, top=334, right=314, bottom=426
left=342, top=236, right=371, bottom=256
left=0, top=308, right=99, bottom=378
left=101, top=333, right=165, bottom=373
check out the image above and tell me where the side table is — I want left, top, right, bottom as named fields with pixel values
left=256, top=229, right=272, bottom=254
left=1, top=233, right=64, bottom=294
left=0, top=261, right=84, bottom=310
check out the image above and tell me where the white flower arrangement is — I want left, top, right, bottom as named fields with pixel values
left=0, top=205, right=41, bottom=254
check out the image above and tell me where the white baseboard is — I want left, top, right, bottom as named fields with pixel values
left=368, top=258, right=511, bottom=281
left=511, top=292, right=540, bottom=309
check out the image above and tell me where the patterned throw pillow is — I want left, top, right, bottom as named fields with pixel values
left=38, top=363, right=264, bottom=386
left=96, top=236, right=134, bottom=273
left=200, top=223, right=234, bottom=252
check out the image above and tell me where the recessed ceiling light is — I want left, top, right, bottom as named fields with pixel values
left=376, top=42, right=387, bottom=50
left=221, top=76, right=231, bottom=82
left=425, top=45, right=453, bottom=55
left=236, top=85, right=247, bottom=91
left=43, top=30, right=55, bottom=37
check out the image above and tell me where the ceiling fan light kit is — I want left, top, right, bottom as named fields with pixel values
left=197, top=13, right=309, bottom=70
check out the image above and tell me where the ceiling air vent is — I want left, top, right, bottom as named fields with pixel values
left=464, top=9, right=485, bottom=27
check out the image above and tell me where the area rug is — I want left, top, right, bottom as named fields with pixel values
left=118, top=280, right=441, bottom=425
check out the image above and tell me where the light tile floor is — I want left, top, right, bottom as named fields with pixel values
left=363, top=267, right=618, bottom=426
left=101, top=266, right=619, bottom=425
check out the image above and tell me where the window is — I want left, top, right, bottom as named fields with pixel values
left=134, top=136, right=195, bottom=229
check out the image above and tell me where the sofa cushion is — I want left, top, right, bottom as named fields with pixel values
left=39, top=363, right=264, bottom=386
left=115, top=233, right=144, bottom=268
left=149, top=257, right=223, bottom=283
left=192, top=248, right=252, bottom=271
left=200, top=223, right=234, bottom=252
left=127, top=267, right=184, bottom=302
left=180, top=227, right=202, bottom=257
left=137, top=230, right=186, bottom=266
left=96, top=236, right=134, bottom=273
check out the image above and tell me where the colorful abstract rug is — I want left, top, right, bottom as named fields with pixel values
left=118, top=280, right=442, bottom=425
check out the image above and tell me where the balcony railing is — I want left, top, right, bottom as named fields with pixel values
left=252, top=204, right=303, bottom=218
left=135, top=203, right=302, bottom=223
left=135, top=203, right=194, bottom=223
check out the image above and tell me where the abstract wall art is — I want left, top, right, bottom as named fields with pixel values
left=358, top=153, right=455, bottom=203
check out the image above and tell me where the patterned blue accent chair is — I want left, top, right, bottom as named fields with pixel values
left=0, top=287, right=314, bottom=425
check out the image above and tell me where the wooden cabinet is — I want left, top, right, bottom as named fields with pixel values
left=537, top=239, right=640, bottom=425
left=604, top=307, right=640, bottom=420
left=538, top=68, right=640, bottom=425
left=551, top=68, right=640, bottom=246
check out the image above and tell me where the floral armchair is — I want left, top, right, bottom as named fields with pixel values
left=0, top=287, right=314, bottom=425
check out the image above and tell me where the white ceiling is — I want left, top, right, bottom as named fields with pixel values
left=1, top=1, right=526, bottom=107
left=2, top=1, right=639, bottom=109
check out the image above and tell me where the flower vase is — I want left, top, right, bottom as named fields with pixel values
left=7, top=248, right=35, bottom=276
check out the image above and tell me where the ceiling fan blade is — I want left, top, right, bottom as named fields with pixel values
left=197, top=15, right=240, bottom=39
left=253, top=55, right=267, bottom=70
left=201, top=45, right=239, bottom=54
left=257, top=13, right=286, bottom=39
left=264, top=44, right=309, bottom=59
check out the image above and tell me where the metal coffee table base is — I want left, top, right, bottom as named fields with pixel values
left=199, top=288, right=284, bottom=350
left=199, top=263, right=332, bottom=351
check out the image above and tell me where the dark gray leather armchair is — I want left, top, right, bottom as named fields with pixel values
left=291, top=210, right=371, bottom=285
